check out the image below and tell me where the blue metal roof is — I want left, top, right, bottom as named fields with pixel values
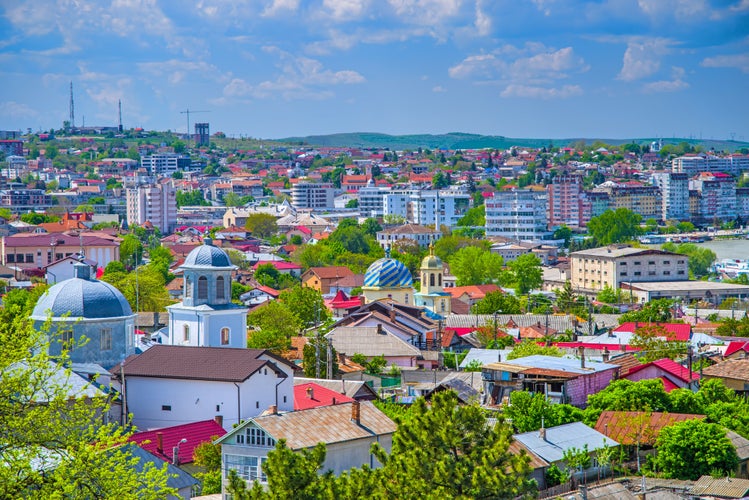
left=364, top=258, right=413, bottom=288
left=32, top=274, right=133, bottom=320
left=514, top=422, right=618, bottom=463
left=181, top=239, right=234, bottom=269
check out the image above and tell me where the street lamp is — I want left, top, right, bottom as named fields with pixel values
left=173, top=438, right=187, bottom=466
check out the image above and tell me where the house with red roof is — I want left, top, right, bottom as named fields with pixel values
left=623, top=358, right=700, bottom=391
left=326, top=290, right=364, bottom=317
left=294, top=382, right=355, bottom=410
left=252, top=260, right=302, bottom=278
left=724, top=340, right=749, bottom=360
left=614, top=322, right=692, bottom=342
left=301, top=266, right=355, bottom=294
left=129, top=418, right=226, bottom=470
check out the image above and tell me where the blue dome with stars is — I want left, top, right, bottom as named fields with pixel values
left=364, top=258, right=413, bottom=288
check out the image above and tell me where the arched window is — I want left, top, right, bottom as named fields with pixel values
left=216, top=276, right=225, bottom=300
left=198, top=276, right=208, bottom=299
left=183, top=324, right=190, bottom=342
left=438, top=274, right=442, bottom=286
left=185, top=275, right=193, bottom=298
left=422, top=275, right=426, bottom=287
left=430, top=273, right=435, bottom=287
left=221, top=327, right=230, bottom=345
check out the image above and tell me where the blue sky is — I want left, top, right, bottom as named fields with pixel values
left=1, top=0, right=748, bottom=141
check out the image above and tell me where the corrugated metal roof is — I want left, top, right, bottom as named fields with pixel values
left=446, top=314, right=621, bottom=332
left=691, top=475, right=749, bottom=498
left=514, top=422, right=618, bottom=464
left=594, top=411, right=704, bottom=446
left=485, top=355, right=618, bottom=375
left=326, top=326, right=421, bottom=357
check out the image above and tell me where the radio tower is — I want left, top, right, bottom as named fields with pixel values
left=118, top=99, right=123, bottom=133
left=69, top=82, right=75, bottom=128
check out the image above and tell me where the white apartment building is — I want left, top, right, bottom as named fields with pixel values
left=672, top=154, right=749, bottom=177
left=383, top=188, right=470, bottom=228
left=358, top=183, right=390, bottom=218
left=291, top=182, right=335, bottom=210
left=690, top=172, right=737, bottom=222
left=484, top=189, right=551, bottom=242
left=140, top=153, right=192, bottom=176
left=651, top=172, right=690, bottom=222
left=126, top=182, right=177, bottom=233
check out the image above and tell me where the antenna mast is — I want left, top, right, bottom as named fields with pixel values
left=69, top=82, right=75, bottom=128
left=118, top=100, right=123, bottom=133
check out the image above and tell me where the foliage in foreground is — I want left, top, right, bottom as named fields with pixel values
left=227, top=392, right=537, bottom=499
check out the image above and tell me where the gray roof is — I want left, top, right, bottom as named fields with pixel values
left=326, top=326, right=421, bottom=358
left=31, top=264, right=133, bottom=320
left=458, top=348, right=513, bottom=368
left=293, top=377, right=378, bottom=399
left=181, top=239, right=235, bottom=269
left=513, top=422, right=618, bottom=463
left=492, top=355, right=618, bottom=375
left=123, top=444, right=199, bottom=491
left=570, top=246, right=679, bottom=259
left=447, top=314, right=621, bottom=332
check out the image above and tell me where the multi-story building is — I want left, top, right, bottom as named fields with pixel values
left=383, top=188, right=470, bottom=228
left=737, top=188, right=749, bottom=221
left=126, top=181, right=177, bottom=233
left=570, top=246, right=688, bottom=292
left=0, top=140, right=23, bottom=156
left=547, top=175, right=583, bottom=228
left=1, top=232, right=120, bottom=271
left=651, top=172, right=690, bottom=222
left=690, top=172, right=737, bottom=222
left=341, top=175, right=370, bottom=192
left=194, top=123, right=210, bottom=147
left=358, top=182, right=390, bottom=218
left=140, top=153, right=192, bottom=176
left=376, top=224, right=442, bottom=249
left=597, top=183, right=660, bottom=219
left=484, top=188, right=551, bottom=242
left=579, top=191, right=610, bottom=226
left=0, top=189, right=52, bottom=213
left=291, top=182, right=335, bottom=210
left=673, top=154, right=749, bottom=177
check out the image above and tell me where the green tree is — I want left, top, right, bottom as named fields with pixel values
left=176, top=190, right=210, bottom=207
left=328, top=226, right=370, bottom=254
left=503, top=392, right=585, bottom=433
left=585, top=379, right=671, bottom=426
left=302, top=336, right=340, bottom=378
left=247, top=301, right=301, bottom=352
left=102, top=265, right=172, bottom=312
left=361, top=218, right=382, bottom=237
left=507, top=340, right=563, bottom=360
left=193, top=437, right=222, bottom=494
left=648, top=420, right=738, bottom=480
left=433, top=235, right=489, bottom=261
left=596, top=284, right=622, bottom=304
left=278, top=286, right=330, bottom=329
left=0, top=319, right=175, bottom=498
left=553, top=225, right=573, bottom=247
left=120, top=234, right=144, bottom=266
left=345, top=198, right=359, bottom=208
left=456, top=205, right=485, bottom=227
left=587, top=208, right=642, bottom=244
left=629, top=324, right=688, bottom=363
left=351, top=353, right=387, bottom=375
left=508, top=253, right=543, bottom=295
left=448, top=246, right=504, bottom=286
left=471, top=291, right=522, bottom=314
left=619, top=298, right=674, bottom=323
left=661, top=242, right=716, bottom=278
left=245, top=213, right=278, bottom=238
left=371, top=391, right=537, bottom=499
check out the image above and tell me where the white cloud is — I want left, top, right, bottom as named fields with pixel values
left=448, top=53, right=502, bottom=79
left=513, top=46, right=588, bottom=76
left=531, top=0, right=554, bottom=16
left=323, top=0, right=370, bottom=21
left=388, top=0, right=463, bottom=26
left=474, top=0, right=492, bottom=35
left=701, top=53, right=749, bottom=73
left=500, top=84, right=582, bottom=99
left=618, top=38, right=672, bottom=81
left=0, top=101, right=39, bottom=118
left=262, top=0, right=300, bottom=16
left=637, top=0, right=708, bottom=20
left=432, top=85, right=447, bottom=92
left=642, top=66, right=689, bottom=92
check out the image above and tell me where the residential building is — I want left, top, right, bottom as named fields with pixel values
left=291, top=182, right=335, bottom=210
left=141, top=153, right=191, bottom=176
left=597, top=183, right=660, bottom=219
left=481, top=355, right=619, bottom=407
left=547, top=174, right=583, bottom=228
left=624, top=358, right=700, bottom=391
left=383, top=188, right=471, bottom=228
left=570, top=245, right=688, bottom=292
left=1, top=232, right=120, bottom=271
left=216, top=402, right=396, bottom=495
left=164, top=239, right=248, bottom=348
left=126, top=181, right=177, bottom=233
left=690, top=172, right=737, bottom=222
left=0, top=189, right=52, bottom=213
left=579, top=190, right=610, bottom=225
left=293, top=382, right=355, bottom=410
left=737, top=188, right=749, bottom=219
left=651, top=172, right=690, bottom=221
left=376, top=224, right=441, bottom=249
left=595, top=411, right=703, bottom=448
left=673, top=153, right=749, bottom=177
left=700, top=359, right=749, bottom=398
left=0, top=139, right=23, bottom=156
left=357, top=183, right=389, bottom=218
left=484, top=188, right=551, bottom=242
left=341, top=174, right=369, bottom=192
left=111, top=345, right=297, bottom=431
left=301, top=266, right=355, bottom=295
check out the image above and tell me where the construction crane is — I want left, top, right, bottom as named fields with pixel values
left=179, top=108, right=209, bottom=144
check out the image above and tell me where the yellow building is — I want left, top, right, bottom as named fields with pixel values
left=414, top=246, right=451, bottom=318
left=362, top=257, right=415, bottom=306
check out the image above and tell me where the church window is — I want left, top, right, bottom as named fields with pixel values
left=438, top=274, right=442, bottom=286
left=430, top=274, right=435, bottom=287
left=62, top=329, right=74, bottom=350
left=198, top=276, right=208, bottom=299
left=221, top=327, right=230, bottom=345
left=405, top=293, right=409, bottom=304
left=183, top=324, right=190, bottom=342
left=100, top=328, right=112, bottom=351
left=216, top=276, right=225, bottom=300
left=185, top=276, right=192, bottom=299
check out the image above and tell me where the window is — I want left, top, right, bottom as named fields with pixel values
left=648, top=271, right=656, bottom=276
left=185, top=275, right=192, bottom=299
left=438, top=274, right=442, bottom=286
left=216, top=276, right=225, bottom=300
left=634, top=271, right=641, bottom=276
left=6, top=254, right=14, bottom=263
left=62, top=329, right=74, bottom=349
left=648, top=261, right=655, bottom=265
left=634, top=262, right=641, bottom=265
left=430, top=274, right=435, bottom=287
left=663, top=261, right=670, bottom=265
left=664, top=271, right=671, bottom=275
left=25, top=254, right=33, bottom=263
left=224, top=455, right=267, bottom=482
left=221, top=327, right=230, bottom=345
left=100, top=328, right=112, bottom=351
left=678, top=260, right=685, bottom=264
left=198, top=276, right=208, bottom=299
left=162, top=405, right=172, bottom=411
left=620, top=272, right=627, bottom=276
left=183, top=324, right=190, bottom=342
left=678, top=270, right=685, bottom=275
left=404, top=293, right=409, bottom=304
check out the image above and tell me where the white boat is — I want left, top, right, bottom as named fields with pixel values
left=711, top=258, right=749, bottom=277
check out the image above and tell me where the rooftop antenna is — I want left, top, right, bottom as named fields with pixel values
left=179, top=108, right=209, bottom=145
left=118, top=100, right=123, bottom=133
left=69, top=82, right=75, bottom=128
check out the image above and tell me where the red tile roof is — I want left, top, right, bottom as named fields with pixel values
left=129, top=419, right=226, bottom=464
left=594, top=411, right=704, bottom=446
left=294, top=382, right=355, bottom=410
left=626, top=358, right=700, bottom=384
left=614, top=322, right=691, bottom=342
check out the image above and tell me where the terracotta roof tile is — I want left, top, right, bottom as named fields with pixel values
left=702, top=359, right=749, bottom=382
left=595, top=411, right=705, bottom=446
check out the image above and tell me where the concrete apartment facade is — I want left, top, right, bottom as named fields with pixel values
left=651, top=172, right=690, bottom=222
left=291, top=182, right=335, bottom=210
left=484, top=188, right=550, bottom=242
left=547, top=175, right=583, bottom=228
left=126, top=182, right=177, bottom=233
left=570, top=245, right=689, bottom=292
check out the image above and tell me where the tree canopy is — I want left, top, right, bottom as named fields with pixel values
left=587, top=208, right=642, bottom=245
left=247, top=301, right=301, bottom=352
left=448, top=246, right=504, bottom=286
left=508, top=253, right=543, bottom=295
left=245, top=213, right=278, bottom=239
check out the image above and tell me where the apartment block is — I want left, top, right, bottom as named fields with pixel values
left=673, top=154, right=749, bottom=177
left=291, top=182, right=335, bottom=210
left=651, top=172, right=690, bottom=222
left=0, top=189, right=52, bottom=213
left=547, top=175, right=584, bottom=228
left=126, top=182, right=177, bottom=233
left=690, top=172, right=737, bottom=222
left=597, top=183, right=660, bottom=219
left=570, top=246, right=688, bottom=292
left=141, top=153, right=192, bottom=176
left=484, top=188, right=551, bottom=242
left=383, top=188, right=470, bottom=228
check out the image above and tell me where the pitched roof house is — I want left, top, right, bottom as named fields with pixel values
left=623, top=358, right=700, bottom=391
left=301, top=266, right=355, bottom=295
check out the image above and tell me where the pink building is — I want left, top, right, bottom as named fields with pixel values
left=547, top=175, right=584, bottom=228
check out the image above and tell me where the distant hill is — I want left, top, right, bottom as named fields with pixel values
left=275, top=132, right=749, bottom=152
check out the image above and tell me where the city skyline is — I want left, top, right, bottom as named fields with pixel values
left=1, top=0, right=748, bottom=141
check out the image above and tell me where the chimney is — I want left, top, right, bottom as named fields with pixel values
left=156, top=432, right=164, bottom=454
left=306, top=386, right=314, bottom=400
left=214, top=415, right=223, bottom=427
left=377, top=323, right=384, bottom=335
left=172, top=446, right=180, bottom=466
left=602, top=348, right=610, bottom=363
left=268, top=405, right=277, bottom=415
left=351, top=400, right=361, bottom=425
left=389, top=309, right=396, bottom=323
left=539, top=427, right=546, bottom=441
left=578, top=346, right=585, bottom=369
left=332, top=397, right=337, bottom=405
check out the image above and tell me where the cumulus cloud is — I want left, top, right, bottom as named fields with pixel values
left=323, top=0, right=370, bottom=21
left=474, top=0, right=492, bottom=35
left=701, top=53, right=749, bottom=73
left=262, top=0, right=300, bottom=16
left=387, top=0, right=463, bottom=26
left=448, top=53, right=501, bottom=79
left=0, top=101, right=39, bottom=118
left=642, top=66, right=689, bottom=92
left=500, top=84, right=582, bottom=99
left=637, top=0, right=708, bottom=20
left=618, top=38, right=672, bottom=81
left=432, top=85, right=447, bottom=92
